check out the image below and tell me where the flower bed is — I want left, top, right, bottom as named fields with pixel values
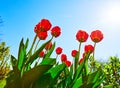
left=1, top=19, right=120, bottom=88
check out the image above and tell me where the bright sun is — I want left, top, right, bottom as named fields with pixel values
left=100, top=2, right=120, bottom=27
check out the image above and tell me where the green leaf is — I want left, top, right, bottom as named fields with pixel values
left=34, top=64, right=66, bottom=88
left=66, top=73, right=73, bottom=87
left=87, top=68, right=105, bottom=88
left=44, top=42, right=55, bottom=59
left=72, top=77, right=82, bottom=88
left=92, top=68, right=103, bottom=83
left=93, top=75, right=105, bottom=88
left=11, top=55, right=17, bottom=68
left=25, top=38, right=29, bottom=49
left=47, top=63, right=66, bottom=79
left=40, top=58, right=56, bottom=65
left=87, top=71, right=98, bottom=84
left=84, top=59, right=89, bottom=75
left=11, top=55, right=19, bottom=74
left=25, top=63, right=31, bottom=71
left=17, top=38, right=26, bottom=70
left=79, top=83, right=94, bottom=88
left=87, top=68, right=103, bottom=84
left=26, top=39, right=51, bottom=65
left=18, top=38, right=23, bottom=60
left=73, top=60, right=85, bottom=84
left=75, top=52, right=79, bottom=71
left=33, top=73, right=53, bottom=88
left=21, top=65, right=52, bottom=88
left=5, top=71, right=21, bottom=88
left=70, top=64, right=73, bottom=76
left=66, top=64, right=73, bottom=87
left=84, top=53, right=90, bottom=75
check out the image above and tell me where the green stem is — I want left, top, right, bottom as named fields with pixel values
left=93, top=43, right=96, bottom=60
left=73, top=58, right=75, bottom=75
left=26, top=34, right=37, bottom=64
left=85, top=59, right=89, bottom=75
left=78, top=42, right=82, bottom=59
left=34, top=39, right=40, bottom=52
left=74, top=42, right=82, bottom=73
left=34, top=57, right=41, bottom=67
left=28, top=34, right=37, bottom=55
left=91, top=43, right=96, bottom=72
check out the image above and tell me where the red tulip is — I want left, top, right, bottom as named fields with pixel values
left=51, top=26, right=61, bottom=38
left=55, top=47, right=63, bottom=55
left=61, top=54, right=67, bottom=62
left=71, top=50, right=78, bottom=57
left=39, top=51, right=45, bottom=57
left=45, top=42, right=52, bottom=50
left=79, top=58, right=84, bottom=64
left=84, top=44, right=94, bottom=54
left=37, top=31, right=48, bottom=40
left=34, top=19, right=52, bottom=33
left=65, top=60, right=71, bottom=67
left=38, top=19, right=52, bottom=32
left=90, top=30, right=103, bottom=43
left=34, top=25, right=41, bottom=34
left=76, top=30, right=89, bottom=43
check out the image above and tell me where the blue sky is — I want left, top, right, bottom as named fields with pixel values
left=0, top=0, right=120, bottom=62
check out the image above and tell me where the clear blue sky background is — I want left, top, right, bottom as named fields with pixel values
left=0, top=0, right=120, bottom=62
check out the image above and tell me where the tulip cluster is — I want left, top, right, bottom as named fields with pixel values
left=33, top=19, right=72, bottom=67
left=5, top=18, right=105, bottom=88
left=55, top=47, right=71, bottom=67
left=34, top=19, right=61, bottom=40
left=34, top=19, right=103, bottom=68
left=27, top=19, right=62, bottom=66
left=68, top=29, right=103, bottom=75
left=74, top=29, right=103, bottom=64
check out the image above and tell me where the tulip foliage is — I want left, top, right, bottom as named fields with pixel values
left=4, top=19, right=106, bottom=88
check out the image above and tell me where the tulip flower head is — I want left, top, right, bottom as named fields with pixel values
left=90, top=30, right=103, bottom=43
left=37, top=31, right=48, bottom=40
left=55, top=47, right=63, bottom=55
left=65, top=60, right=71, bottom=67
left=37, top=19, right=52, bottom=32
left=51, top=26, right=61, bottom=38
left=45, top=42, right=52, bottom=50
left=79, top=58, right=84, bottom=64
left=39, top=51, right=45, bottom=57
left=71, top=50, right=78, bottom=57
left=61, top=54, right=67, bottom=62
left=76, top=30, right=89, bottom=43
left=84, top=44, right=94, bottom=54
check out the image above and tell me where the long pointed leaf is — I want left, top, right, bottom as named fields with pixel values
left=21, top=65, right=52, bottom=88
left=75, top=52, right=79, bottom=72
left=25, top=38, right=29, bottom=49
left=40, top=58, right=56, bottom=65
left=93, top=75, right=105, bottom=88
left=26, top=39, right=51, bottom=65
left=73, top=60, right=85, bottom=84
left=17, top=38, right=26, bottom=70
left=47, top=63, right=66, bottom=79
left=34, top=74, right=52, bottom=88
left=72, top=77, right=82, bottom=88
left=11, top=55, right=19, bottom=74
left=18, top=38, right=24, bottom=60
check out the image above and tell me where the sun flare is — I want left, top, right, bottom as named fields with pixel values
left=100, top=2, right=120, bottom=27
